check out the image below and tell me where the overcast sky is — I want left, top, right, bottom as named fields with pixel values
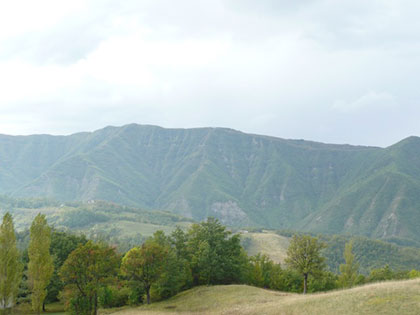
left=0, top=0, right=419, bottom=147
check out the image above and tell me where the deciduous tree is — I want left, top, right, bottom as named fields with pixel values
left=0, top=213, right=22, bottom=314
left=338, top=241, right=360, bottom=288
left=28, top=214, right=54, bottom=314
left=285, top=234, right=326, bottom=294
left=121, top=240, right=167, bottom=304
left=60, top=241, right=119, bottom=315
left=187, top=218, right=244, bottom=285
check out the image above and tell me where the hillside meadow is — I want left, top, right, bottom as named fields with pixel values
left=105, top=279, right=420, bottom=315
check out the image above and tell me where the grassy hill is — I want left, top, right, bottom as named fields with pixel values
left=240, top=231, right=290, bottom=263
left=105, top=279, right=420, bottom=315
left=1, top=124, right=420, bottom=243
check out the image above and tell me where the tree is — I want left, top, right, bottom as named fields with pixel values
left=186, top=218, right=245, bottom=285
left=367, top=264, right=394, bottom=282
left=28, top=214, right=54, bottom=314
left=150, top=231, right=192, bottom=300
left=121, top=239, right=168, bottom=304
left=337, top=241, right=360, bottom=288
left=285, top=234, right=326, bottom=294
left=60, top=241, right=119, bottom=315
left=247, top=254, right=275, bottom=288
left=0, top=213, right=22, bottom=314
left=45, top=231, right=88, bottom=304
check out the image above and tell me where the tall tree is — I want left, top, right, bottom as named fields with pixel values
left=121, top=240, right=168, bottom=304
left=0, top=213, right=22, bottom=314
left=60, top=241, right=119, bottom=315
left=285, top=234, right=326, bottom=294
left=28, top=214, right=54, bottom=314
left=338, top=241, right=360, bottom=288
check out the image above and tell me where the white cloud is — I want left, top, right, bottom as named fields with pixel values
left=332, top=91, right=397, bottom=113
left=0, top=0, right=419, bottom=146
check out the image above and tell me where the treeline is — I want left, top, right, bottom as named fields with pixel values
left=1, top=215, right=420, bottom=315
left=271, top=230, right=420, bottom=273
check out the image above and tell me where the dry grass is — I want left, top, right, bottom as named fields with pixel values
left=107, top=278, right=420, bottom=315
left=242, top=231, right=290, bottom=263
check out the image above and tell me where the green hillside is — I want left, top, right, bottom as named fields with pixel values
left=0, top=196, right=193, bottom=251
left=1, top=124, right=420, bottom=242
left=105, top=280, right=420, bottom=315
left=241, top=231, right=420, bottom=273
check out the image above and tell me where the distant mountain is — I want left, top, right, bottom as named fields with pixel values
left=1, top=124, right=419, bottom=242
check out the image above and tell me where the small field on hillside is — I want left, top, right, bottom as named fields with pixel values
left=241, top=231, right=290, bottom=263
left=106, top=278, right=420, bottom=315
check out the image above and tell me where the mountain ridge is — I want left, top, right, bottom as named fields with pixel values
left=1, top=124, right=419, bottom=242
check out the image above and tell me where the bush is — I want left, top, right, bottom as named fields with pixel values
left=99, top=286, right=130, bottom=308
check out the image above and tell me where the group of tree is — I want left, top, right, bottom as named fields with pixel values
left=0, top=213, right=54, bottom=314
left=1, top=214, right=420, bottom=315
left=0, top=213, right=87, bottom=314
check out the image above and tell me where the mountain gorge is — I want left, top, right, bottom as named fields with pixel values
left=1, top=124, right=419, bottom=243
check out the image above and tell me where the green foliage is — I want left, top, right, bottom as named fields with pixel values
left=98, top=285, right=130, bottom=308
left=0, top=213, right=22, bottom=313
left=45, top=230, right=88, bottom=303
left=247, top=254, right=275, bottom=288
left=150, top=231, right=192, bottom=300
left=2, top=126, right=420, bottom=245
left=285, top=235, right=326, bottom=293
left=337, top=241, right=360, bottom=288
left=121, top=239, right=168, bottom=304
left=61, top=209, right=109, bottom=228
left=271, top=268, right=303, bottom=293
left=317, top=234, right=420, bottom=274
left=186, top=218, right=246, bottom=285
left=28, top=214, right=54, bottom=314
left=60, top=241, right=119, bottom=315
left=366, top=265, right=410, bottom=283
left=307, top=271, right=338, bottom=293
left=408, top=269, right=420, bottom=278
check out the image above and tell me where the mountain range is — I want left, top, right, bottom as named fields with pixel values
left=1, top=124, right=419, bottom=243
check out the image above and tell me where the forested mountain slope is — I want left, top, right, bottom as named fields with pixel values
left=1, top=124, right=419, bottom=242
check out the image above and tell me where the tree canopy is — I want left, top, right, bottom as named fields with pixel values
left=28, top=214, right=54, bottom=314
left=285, top=234, right=326, bottom=294
left=0, top=213, right=22, bottom=313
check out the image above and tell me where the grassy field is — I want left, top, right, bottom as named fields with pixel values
left=241, top=231, right=290, bottom=263
left=106, top=278, right=420, bottom=315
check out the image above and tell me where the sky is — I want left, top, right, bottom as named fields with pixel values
left=0, top=0, right=419, bottom=147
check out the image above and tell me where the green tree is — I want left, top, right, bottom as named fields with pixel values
left=150, top=231, right=192, bottom=300
left=247, top=254, right=274, bottom=288
left=337, top=241, right=360, bottom=288
left=28, top=214, right=54, bottom=314
left=121, top=240, right=167, bottom=304
left=285, top=234, right=326, bottom=294
left=0, top=213, right=22, bottom=314
left=187, top=218, right=245, bottom=285
left=408, top=269, right=420, bottom=279
left=367, top=265, right=394, bottom=282
left=45, top=231, right=87, bottom=304
left=60, top=241, right=119, bottom=315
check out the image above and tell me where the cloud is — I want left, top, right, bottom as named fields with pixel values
left=0, top=0, right=419, bottom=147
left=332, top=91, right=397, bottom=113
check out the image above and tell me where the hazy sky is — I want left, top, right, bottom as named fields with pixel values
left=1, top=0, right=419, bottom=147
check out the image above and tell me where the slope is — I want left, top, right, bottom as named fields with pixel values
left=1, top=124, right=420, bottom=242
left=107, top=279, right=420, bottom=315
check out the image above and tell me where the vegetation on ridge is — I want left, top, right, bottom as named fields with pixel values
left=1, top=125, right=420, bottom=243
